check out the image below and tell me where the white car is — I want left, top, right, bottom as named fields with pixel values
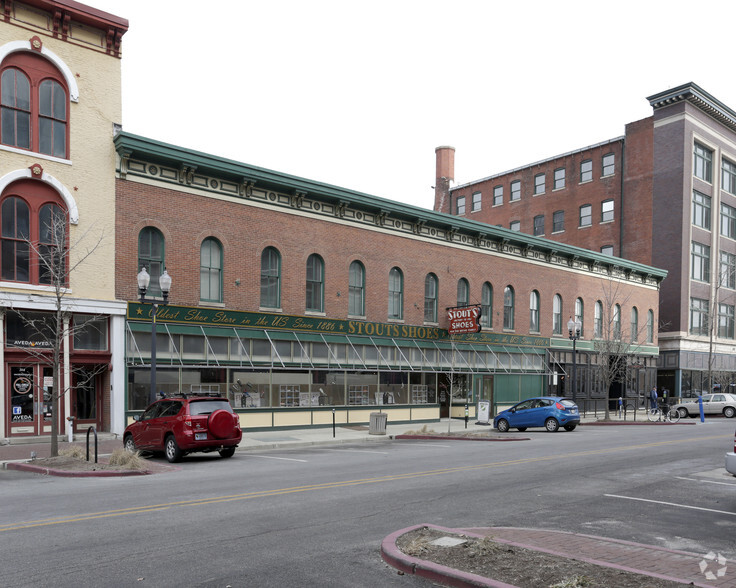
left=726, top=429, right=736, bottom=476
left=672, top=393, right=736, bottom=419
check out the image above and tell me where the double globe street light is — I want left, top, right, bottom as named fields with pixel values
left=137, top=267, right=172, bottom=405
left=567, top=316, right=582, bottom=403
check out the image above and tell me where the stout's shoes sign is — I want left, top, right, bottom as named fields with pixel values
left=447, top=305, right=482, bottom=335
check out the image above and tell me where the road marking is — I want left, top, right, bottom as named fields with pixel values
left=247, top=455, right=308, bottom=462
left=604, top=494, right=736, bottom=517
left=322, top=449, right=389, bottom=455
left=675, top=476, right=736, bottom=487
left=2, top=432, right=730, bottom=533
left=404, top=443, right=452, bottom=447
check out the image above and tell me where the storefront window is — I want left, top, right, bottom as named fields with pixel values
left=73, top=315, right=108, bottom=350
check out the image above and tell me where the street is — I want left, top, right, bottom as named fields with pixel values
left=2, top=420, right=735, bottom=587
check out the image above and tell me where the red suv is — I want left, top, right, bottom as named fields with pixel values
left=123, top=394, right=242, bottom=463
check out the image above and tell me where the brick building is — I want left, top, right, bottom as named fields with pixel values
left=436, top=82, right=736, bottom=399
left=0, top=1, right=128, bottom=441
left=114, top=132, right=664, bottom=432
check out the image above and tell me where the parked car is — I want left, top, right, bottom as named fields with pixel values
left=123, top=394, right=242, bottom=462
left=493, top=397, right=580, bottom=433
left=671, top=393, right=736, bottom=419
left=726, top=428, right=736, bottom=476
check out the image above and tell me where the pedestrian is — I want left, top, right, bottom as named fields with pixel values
left=649, top=386, right=658, bottom=411
left=617, top=396, right=623, bottom=417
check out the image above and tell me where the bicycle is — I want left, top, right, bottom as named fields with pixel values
left=647, top=403, right=680, bottom=423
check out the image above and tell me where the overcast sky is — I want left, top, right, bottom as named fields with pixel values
left=84, top=0, right=736, bottom=209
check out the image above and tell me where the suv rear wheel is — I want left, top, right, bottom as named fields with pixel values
left=165, top=435, right=183, bottom=463
left=219, top=446, right=236, bottom=458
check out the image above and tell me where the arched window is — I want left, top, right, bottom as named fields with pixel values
left=260, top=247, right=281, bottom=308
left=1, top=52, right=69, bottom=157
left=306, top=254, right=324, bottom=312
left=630, top=307, right=638, bottom=342
left=575, top=298, right=584, bottom=337
left=200, top=238, right=222, bottom=303
left=647, top=310, right=654, bottom=343
left=1, top=180, right=68, bottom=285
left=613, top=304, right=621, bottom=340
left=388, top=267, right=403, bottom=320
left=529, top=290, right=540, bottom=332
left=348, top=261, right=365, bottom=317
left=457, top=278, right=469, bottom=307
left=424, top=273, right=438, bottom=323
left=481, top=282, right=492, bottom=328
left=503, top=286, right=515, bottom=330
left=138, top=227, right=165, bottom=297
left=553, top=294, right=562, bottom=335
left=594, top=301, right=603, bottom=338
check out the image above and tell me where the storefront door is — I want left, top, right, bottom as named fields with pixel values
left=8, top=364, right=54, bottom=436
left=73, top=369, right=100, bottom=432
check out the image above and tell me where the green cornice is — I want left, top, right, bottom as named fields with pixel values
left=113, top=131, right=667, bottom=282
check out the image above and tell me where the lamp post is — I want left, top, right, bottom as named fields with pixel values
left=137, top=267, right=172, bottom=405
left=567, top=316, right=582, bottom=403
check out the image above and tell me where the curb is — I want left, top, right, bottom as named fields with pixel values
left=394, top=435, right=529, bottom=442
left=381, top=524, right=511, bottom=588
left=6, top=462, right=150, bottom=477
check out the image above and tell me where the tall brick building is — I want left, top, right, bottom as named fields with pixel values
left=437, top=83, right=736, bottom=398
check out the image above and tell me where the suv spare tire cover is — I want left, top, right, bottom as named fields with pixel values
left=209, top=409, right=234, bottom=439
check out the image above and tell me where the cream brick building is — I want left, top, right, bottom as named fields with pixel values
left=0, top=0, right=128, bottom=440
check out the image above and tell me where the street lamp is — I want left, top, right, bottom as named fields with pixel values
left=137, top=267, right=172, bottom=404
left=567, top=316, right=582, bottom=403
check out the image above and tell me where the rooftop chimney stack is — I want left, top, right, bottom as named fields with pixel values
left=434, top=146, right=455, bottom=213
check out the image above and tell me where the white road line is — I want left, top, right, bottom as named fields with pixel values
left=247, top=454, right=308, bottom=462
left=403, top=443, right=452, bottom=448
left=604, top=494, right=736, bottom=517
left=675, top=476, right=736, bottom=487
left=322, top=449, right=389, bottom=455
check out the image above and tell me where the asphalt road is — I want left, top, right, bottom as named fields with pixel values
left=2, top=420, right=735, bottom=587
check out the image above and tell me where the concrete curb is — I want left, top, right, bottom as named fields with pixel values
left=394, top=435, right=529, bottom=442
left=6, top=461, right=150, bottom=477
left=381, top=524, right=513, bottom=587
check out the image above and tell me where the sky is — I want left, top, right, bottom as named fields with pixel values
left=83, top=0, right=736, bottom=210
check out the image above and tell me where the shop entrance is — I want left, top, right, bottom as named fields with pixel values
left=72, top=368, right=100, bottom=432
left=8, top=364, right=55, bottom=436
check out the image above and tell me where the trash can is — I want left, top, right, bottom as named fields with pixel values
left=369, top=411, right=387, bottom=435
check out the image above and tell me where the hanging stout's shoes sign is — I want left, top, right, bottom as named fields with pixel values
left=447, top=305, right=482, bottom=335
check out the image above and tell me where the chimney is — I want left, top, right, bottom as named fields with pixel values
left=434, top=146, right=455, bottom=213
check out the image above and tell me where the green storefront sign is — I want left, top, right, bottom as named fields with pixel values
left=128, top=303, right=549, bottom=348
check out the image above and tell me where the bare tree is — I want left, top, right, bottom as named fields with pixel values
left=5, top=211, right=105, bottom=456
left=704, top=255, right=736, bottom=396
left=591, top=278, right=653, bottom=420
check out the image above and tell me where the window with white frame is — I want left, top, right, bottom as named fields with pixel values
left=503, top=286, right=514, bottom=330
left=721, top=202, right=736, bottom=239
left=647, top=309, right=654, bottom=343
left=630, top=307, right=638, bottom=342
left=613, top=304, right=621, bottom=339
left=594, top=300, right=602, bottom=337
left=694, top=142, right=713, bottom=182
left=692, top=190, right=711, bottom=229
left=510, top=220, right=520, bottom=231
left=388, top=267, right=403, bottom=320
left=601, top=245, right=614, bottom=256
left=575, top=298, right=584, bottom=337
left=723, top=158, right=736, bottom=195
left=691, top=241, right=710, bottom=282
left=349, top=261, right=365, bottom=316
left=533, top=214, right=544, bottom=236
left=720, top=251, right=736, bottom=289
left=457, top=278, right=469, bottom=307
left=456, top=196, right=466, bottom=215
left=424, top=273, right=437, bottom=323
left=481, top=282, right=492, bottom=328
left=690, top=297, right=709, bottom=335
left=719, top=303, right=735, bottom=339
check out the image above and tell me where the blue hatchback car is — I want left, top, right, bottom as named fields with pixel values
left=494, top=396, right=580, bottom=432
